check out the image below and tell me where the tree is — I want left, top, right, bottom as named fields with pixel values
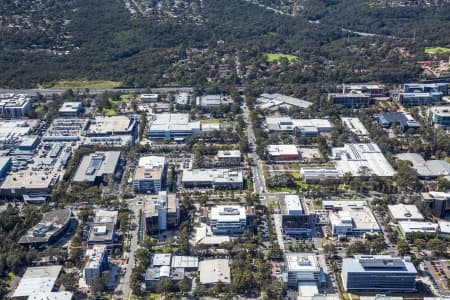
left=157, top=277, right=173, bottom=294
left=427, top=238, right=446, bottom=257
left=397, top=240, right=410, bottom=256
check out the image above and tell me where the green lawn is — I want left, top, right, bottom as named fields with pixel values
left=47, top=79, right=122, bottom=89
left=312, top=200, right=323, bottom=210
left=425, top=47, right=450, bottom=55
left=265, top=53, right=297, bottom=62
left=200, top=118, right=221, bottom=124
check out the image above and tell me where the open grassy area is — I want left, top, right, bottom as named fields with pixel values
left=102, top=108, right=117, bottom=116
left=200, top=118, right=221, bottom=124
left=425, top=47, right=450, bottom=55
left=312, top=200, right=323, bottom=210
left=264, top=53, right=297, bottom=62
left=47, top=79, right=122, bottom=89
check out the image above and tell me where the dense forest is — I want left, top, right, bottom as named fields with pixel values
left=0, top=0, right=449, bottom=88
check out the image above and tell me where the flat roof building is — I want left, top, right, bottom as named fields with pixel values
left=398, top=221, right=438, bottom=236
left=20, top=209, right=71, bottom=248
left=59, top=102, right=83, bottom=116
left=284, top=253, right=324, bottom=288
left=0, top=93, right=32, bottom=117
left=266, top=117, right=332, bottom=136
left=342, top=255, right=417, bottom=292
left=0, top=170, right=56, bottom=198
left=209, top=205, right=250, bottom=235
left=148, top=113, right=201, bottom=140
left=88, top=210, right=118, bottom=247
left=329, top=201, right=380, bottom=236
left=217, top=150, right=241, bottom=166
left=398, top=92, right=442, bottom=106
left=87, top=115, right=136, bottom=136
left=141, top=94, right=159, bottom=102
left=12, top=265, right=69, bottom=300
left=281, top=195, right=312, bottom=237
left=182, top=169, right=243, bottom=189
left=84, top=246, right=108, bottom=286
left=328, top=93, right=372, bottom=108
left=0, top=120, right=34, bottom=147
left=256, top=93, right=313, bottom=110
left=152, top=253, right=172, bottom=266
left=346, top=84, right=385, bottom=97
left=341, top=117, right=369, bottom=137
left=403, top=83, right=448, bottom=95
left=267, top=144, right=299, bottom=160
left=73, top=151, right=120, bottom=183
left=428, top=106, right=450, bottom=127
left=331, top=143, right=395, bottom=177
left=421, top=191, right=450, bottom=218
left=199, top=259, right=231, bottom=286
left=300, top=168, right=342, bottom=183
left=144, top=191, right=180, bottom=234
left=196, top=94, right=232, bottom=108
left=43, top=118, right=89, bottom=142
left=175, top=92, right=191, bottom=105
left=133, top=156, right=167, bottom=193
left=388, top=204, right=424, bottom=222
left=171, top=256, right=199, bottom=270
left=377, top=112, right=420, bottom=131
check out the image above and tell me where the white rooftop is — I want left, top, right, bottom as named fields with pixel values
left=341, top=117, right=369, bottom=136
left=284, top=194, right=303, bottom=215
left=388, top=204, right=424, bottom=221
left=210, top=205, right=246, bottom=222
left=267, top=144, right=298, bottom=157
left=285, top=253, right=320, bottom=272
left=398, top=221, right=438, bottom=235
left=12, top=265, right=62, bottom=298
left=439, top=220, right=450, bottom=235
left=138, top=156, right=166, bottom=169
left=199, top=259, right=231, bottom=284
left=171, top=256, right=199, bottom=269
left=217, top=150, right=241, bottom=159
left=153, top=253, right=172, bottom=266
left=332, top=143, right=395, bottom=177
left=85, top=246, right=107, bottom=269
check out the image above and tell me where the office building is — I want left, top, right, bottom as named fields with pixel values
left=346, top=84, right=385, bottom=97
left=59, top=102, right=83, bottom=116
left=342, top=255, right=417, bottom=292
left=396, top=153, right=436, bottom=179
left=18, top=135, right=40, bottom=151
left=328, top=93, right=372, bottom=108
left=266, top=117, right=332, bottom=136
left=403, top=83, right=448, bottom=95
left=0, top=157, right=11, bottom=178
left=84, top=246, right=108, bottom=286
left=388, top=204, right=424, bottom=222
left=0, top=120, right=34, bottom=148
left=421, top=191, right=450, bottom=218
left=398, top=221, right=438, bottom=235
left=209, top=205, right=253, bottom=235
left=0, top=170, right=56, bottom=198
left=132, top=156, right=167, bottom=193
left=148, top=113, right=201, bottom=140
left=196, top=94, right=232, bottom=108
left=12, top=265, right=72, bottom=300
left=428, top=106, right=450, bottom=127
left=328, top=201, right=380, bottom=236
left=88, top=210, right=118, bottom=247
left=182, top=169, right=243, bottom=189
left=341, top=117, right=369, bottom=137
left=144, top=192, right=180, bottom=234
left=153, top=253, right=172, bottom=267
left=281, top=195, right=312, bottom=237
left=216, top=150, right=241, bottom=166
left=19, top=209, right=71, bottom=248
left=284, top=253, right=325, bottom=288
left=141, top=94, right=159, bottom=102
left=300, top=168, right=342, bottom=183
left=43, top=118, right=89, bottom=142
left=144, top=266, right=184, bottom=291
left=73, top=151, right=120, bottom=183
left=331, top=143, right=395, bottom=177
left=199, top=259, right=231, bottom=286
left=171, top=256, right=199, bottom=271
left=267, top=144, right=299, bottom=160
left=85, top=115, right=137, bottom=146
left=256, top=93, right=313, bottom=110
left=438, top=220, right=450, bottom=237
left=398, top=92, right=442, bottom=106
left=0, top=93, right=32, bottom=117
left=377, top=112, right=420, bottom=131
left=175, top=92, right=192, bottom=105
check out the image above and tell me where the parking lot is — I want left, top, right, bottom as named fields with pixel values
left=424, top=260, right=450, bottom=294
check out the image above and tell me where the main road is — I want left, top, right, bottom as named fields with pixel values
left=0, top=87, right=194, bottom=96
